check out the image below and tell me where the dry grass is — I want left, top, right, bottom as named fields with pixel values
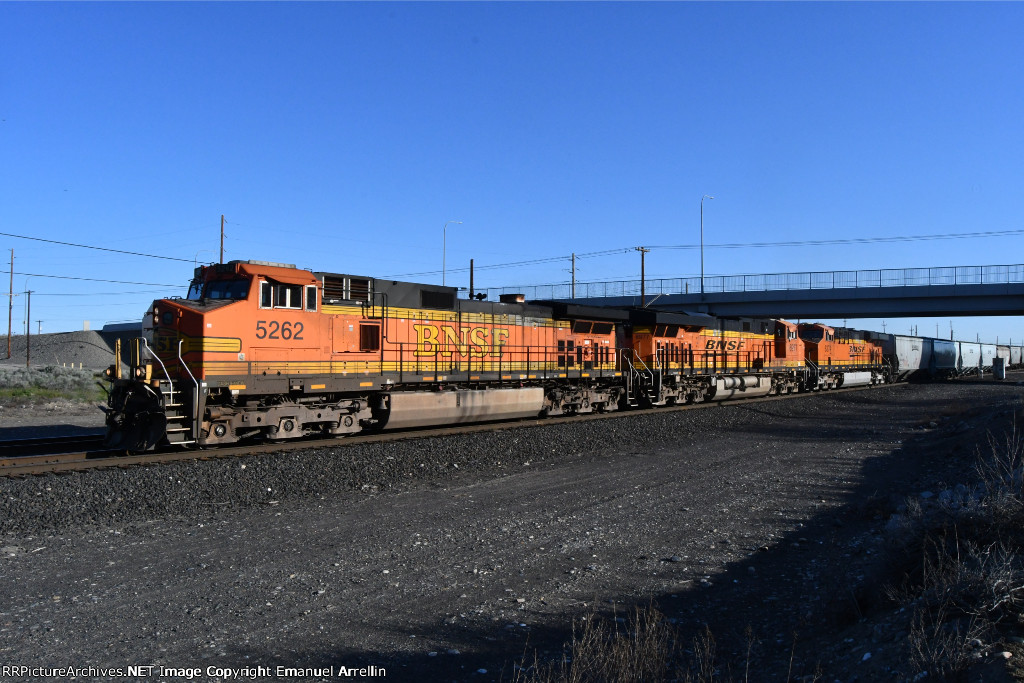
left=890, top=413, right=1024, bottom=680
left=510, top=605, right=681, bottom=683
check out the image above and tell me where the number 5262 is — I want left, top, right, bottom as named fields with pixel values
left=255, top=320, right=304, bottom=340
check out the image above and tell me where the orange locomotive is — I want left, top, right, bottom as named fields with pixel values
left=623, top=314, right=886, bottom=403
left=105, top=260, right=627, bottom=450
left=103, top=260, right=891, bottom=450
left=797, top=323, right=887, bottom=389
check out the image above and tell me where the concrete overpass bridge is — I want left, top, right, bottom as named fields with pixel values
left=481, top=263, right=1024, bottom=319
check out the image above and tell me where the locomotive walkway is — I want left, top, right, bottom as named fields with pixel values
left=483, top=263, right=1024, bottom=319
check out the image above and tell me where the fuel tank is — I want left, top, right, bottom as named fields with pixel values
left=708, top=375, right=772, bottom=401
left=383, top=388, right=545, bottom=430
left=840, top=371, right=873, bottom=387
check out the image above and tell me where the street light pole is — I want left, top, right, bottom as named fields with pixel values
left=700, top=195, right=714, bottom=296
left=443, top=220, right=463, bottom=287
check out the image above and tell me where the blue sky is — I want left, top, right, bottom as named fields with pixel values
left=2, top=2, right=1023, bottom=343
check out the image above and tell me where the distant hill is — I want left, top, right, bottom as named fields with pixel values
left=0, top=329, right=140, bottom=371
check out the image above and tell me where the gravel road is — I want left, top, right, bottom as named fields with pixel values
left=1, top=379, right=1021, bottom=682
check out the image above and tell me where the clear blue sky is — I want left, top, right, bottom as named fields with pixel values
left=2, top=2, right=1023, bottom=343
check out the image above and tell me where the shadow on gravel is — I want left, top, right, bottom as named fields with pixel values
left=236, top=385, right=1020, bottom=682
left=0, top=425, right=104, bottom=440
left=223, top=629, right=573, bottom=682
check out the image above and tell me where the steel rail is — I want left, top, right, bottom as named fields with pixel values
left=0, top=433, right=105, bottom=458
left=0, top=379, right=914, bottom=478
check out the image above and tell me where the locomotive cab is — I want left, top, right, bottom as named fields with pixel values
left=773, top=320, right=802, bottom=366
left=798, top=323, right=835, bottom=366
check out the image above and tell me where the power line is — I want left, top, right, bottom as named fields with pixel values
left=29, top=290, right=173, bottom=296
left=0, top=231, right=192, bottom=262
left=6, top=225, right=1022, bottom=283
left=386, top=248, right=631, bottom=278
left=387, top=228, right=1024, bottom=278
left=650, top=228, right=1024, bottom=251
left=13, top=271, right=180, bottom=287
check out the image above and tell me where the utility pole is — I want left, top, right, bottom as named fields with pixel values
left=25, top=290, right=30, bottom=368
left=469, top=259, right=474, bottom=299
left=636, top=246, right=650, bottom=307
left=571, top=253, right=576, bottom=299
left=7, top=249, right=12, bottom=359
left=220, top=214, right=225, bottom=264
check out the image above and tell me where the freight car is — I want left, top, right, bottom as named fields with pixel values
left=103, top=260, right=1002, bottom=451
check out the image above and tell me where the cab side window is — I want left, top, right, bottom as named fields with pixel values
left=259, top=281, right=316, bottom=311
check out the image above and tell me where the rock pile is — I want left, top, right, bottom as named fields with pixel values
left=0, top=329, right=138, bottom=370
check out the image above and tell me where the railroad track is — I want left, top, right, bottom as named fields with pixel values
left=0, top=378, right=985, bottom=478
left=0, top=433, right=119, bottom=476
left=0, top=381, right=893, bottom=477
left=0, top=433, right=106, bottom=458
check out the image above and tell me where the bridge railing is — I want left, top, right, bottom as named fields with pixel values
left=479, top=263, right=1024, bottom=300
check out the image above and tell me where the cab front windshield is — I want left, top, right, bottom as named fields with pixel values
left=799, top=328, right=824, bottom=343
left=187, top=278, right=251, bottom=301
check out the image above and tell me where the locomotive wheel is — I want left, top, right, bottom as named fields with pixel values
left=105, top=411, right=167, bottom=452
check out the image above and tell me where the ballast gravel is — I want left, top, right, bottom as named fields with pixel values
left=1, top=378, right=1022, bottom=681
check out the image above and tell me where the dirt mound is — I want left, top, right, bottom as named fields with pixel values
left=0, top=329, right=138, bottom=370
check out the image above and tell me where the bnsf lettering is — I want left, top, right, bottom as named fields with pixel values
left=414, top=324, right=510, bottom=358
left=154, top=333, right=177, bottom=355
left=850, top=344, right=866, bottom=353
left=704, top=339, right=746, bottom=351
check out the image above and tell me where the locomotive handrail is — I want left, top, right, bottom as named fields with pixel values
left=380, top=293, right=388, bottom=368
left=142, top=337, right=174, bottom=405
left=178, top=340, right=201, bottom=443
left=620, top=348, right=654, bottom=404
left=618, top=349, right=636, bottom=400
left=634, top=353, right=655, bottom=391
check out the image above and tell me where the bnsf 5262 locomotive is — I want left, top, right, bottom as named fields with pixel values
left=103, top=260, right=896, bottom=450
